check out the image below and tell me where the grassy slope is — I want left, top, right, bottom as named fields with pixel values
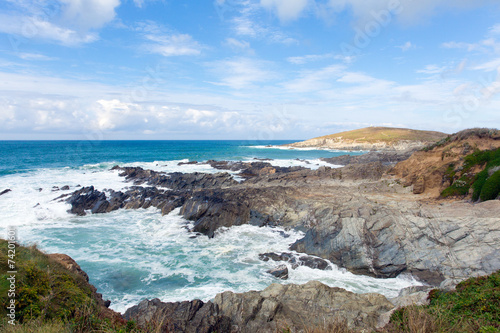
left=386, top=271, right=500, bottom=333
left=314, top=127, right=448, bottom=143
left=0, top=240, right=137, bottom=333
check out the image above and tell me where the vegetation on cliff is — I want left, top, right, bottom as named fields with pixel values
left=440, top=146, right=500, bottom=201
left=387, top=270, right=500, bottom=333
left=391, top=128, right=500, bottom=198
left=0, top=239, right=138, bottom=333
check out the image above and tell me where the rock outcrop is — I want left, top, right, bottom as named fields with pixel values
left=125, top=281, right=395, bottom=332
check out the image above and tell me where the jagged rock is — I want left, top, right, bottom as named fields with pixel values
left=124, top=298, right=231, bottom=333
left=66, top=186, right=107, bottom=216
left=65, top=186, right=186, bottom=217
left=0, top=189, right=11, bottom=196
left=113, top=166, right=238, bottom=189
left=259, top=252, right=330, bottom=270
left=124, top=282, right=394, bottom=332
left=214, top=281, right=394, bottom=332
left=267, top=264, right=288, bottom=279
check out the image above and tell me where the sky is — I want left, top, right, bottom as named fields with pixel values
left=0, top=0, right=499, bottom=140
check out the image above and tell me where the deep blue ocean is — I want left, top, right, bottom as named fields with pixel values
left=0, top=141, right=420, bottom=313
left=0, top=140, right=359, bottom=176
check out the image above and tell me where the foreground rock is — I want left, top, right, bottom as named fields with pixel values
left=125, top=281, right=394, bottom=332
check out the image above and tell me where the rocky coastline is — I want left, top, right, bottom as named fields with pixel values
left=48, top=132, right=500, bottom=332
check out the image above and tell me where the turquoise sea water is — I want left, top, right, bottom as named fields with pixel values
left=0, top=141, right=421, bottom=312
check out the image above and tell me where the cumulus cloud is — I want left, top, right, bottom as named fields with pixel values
left=0, top=0, right=120, bottom=46
left=59, top=0, right=120, bottom=30
left=260, top=0, right=309, bottom=21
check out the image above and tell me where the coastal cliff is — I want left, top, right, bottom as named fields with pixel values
left=283, top=127, right=448, bottom=151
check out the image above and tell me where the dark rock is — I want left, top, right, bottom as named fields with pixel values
left=0, top=189, right=12, bottom=196
left=51, top=186, right=60, bottom=192
left=124, top=298, right=231, bottom=333
left=61, top=185, right=70, bottom=190
left=259, top=252, right=331, bottom=270
left=178, top=161, right=198, bottom=165
left=267, top=264, right=288, bottom=279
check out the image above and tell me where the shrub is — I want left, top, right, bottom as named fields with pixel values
left=480, top=170, right=500, bottom=201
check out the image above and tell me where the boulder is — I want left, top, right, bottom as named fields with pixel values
left=267, top=264, right=288, bottom=279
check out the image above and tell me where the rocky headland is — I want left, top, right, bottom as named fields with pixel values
left=41, top=128, right=500, bottom=331
left=282, top=126, right=448, bottom=151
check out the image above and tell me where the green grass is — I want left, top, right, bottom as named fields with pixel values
left=441, top=147, right=500, bottom=201
left=388, top=271, right=500, bottom=333
left=0, top=240, right=147, bottom=333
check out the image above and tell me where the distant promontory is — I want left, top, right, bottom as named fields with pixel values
left=284, top=126, right=448, bottom=151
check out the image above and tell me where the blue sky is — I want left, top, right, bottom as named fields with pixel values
left=0, top=0, right=499, bottom=140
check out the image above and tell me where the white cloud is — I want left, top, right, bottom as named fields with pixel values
left=136, top=22, right=203, bottom=57
left=416, top=64, right=447, bottom=74
left=230, top=2, right=299, bottom=45
left=260, top=0, right=309, bottom=21
left=287, top=53, right=334, bottom=64
left=284, top=64, right=345, bottom=92
left=18, top=53, right=57, bottom=61
left=0, top=0, right=119, bottom=46
left=208, top=58, right=275, bottom=89
left=59, top=0, right=120, bottom=30
left=321, top=0, right=490, bottom=26
left=397, top=41, right=415, bottom=52
left=224, top=38, right=254, bottom=54
left=146, top=33, right=202, bottom=56
left=0, top=13, right=97, bottom=46
left=472, top=58, right=500, bottom=72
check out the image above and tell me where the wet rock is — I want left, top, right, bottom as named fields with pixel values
left=0, top=189, right=12, bottom=196
left=178, top=161, right=198, bottom=165
left=267, top=264, right=288, bottom=279
left=61, top=185, right=70, bottom=191
left=114, top=166, right=238, bottom=190
left=259, top=252, right=330, bottom=270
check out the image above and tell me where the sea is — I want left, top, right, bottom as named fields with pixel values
left=0, top=140, right=421, bottom=313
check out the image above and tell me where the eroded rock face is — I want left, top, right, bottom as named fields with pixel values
left=123, top=298, right=231, bottom=333
left=124, top=282, right=394, bottom=333
left=214, top=281, right=394, bottom=332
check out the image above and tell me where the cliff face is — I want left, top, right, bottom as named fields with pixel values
left=390, top=128, right=500, bottom=197
left=285, top=127, right=448, bottom=151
